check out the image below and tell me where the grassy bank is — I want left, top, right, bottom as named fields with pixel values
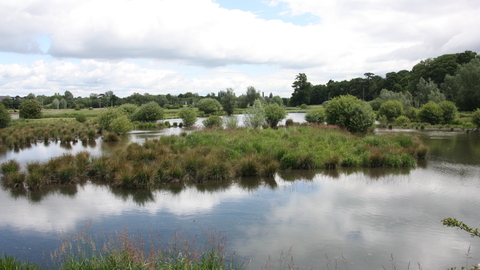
left=0, top=125, right=427, bottom=189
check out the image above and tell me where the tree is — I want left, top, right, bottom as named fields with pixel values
left=443, top=58, right=480, bottom=111
left=64, top=91, right=74, bottom=107
left=472, top=109, right=480, bottom=128
left=26, top=93, right=36, bottom=100
left=19, top=100, right=42, bottom=119
left=131, top=102, right=164, bottom=122
left=197, top=98, right=222, bottom=114
left=0, top=104, right=11, bottom=128
left=245, top=86, right=261, bottom=107
left=290, top=73, right=312, bottom=106
left=2, top=98, right=13, bottom=109
left=221, top=88, right=237, bottom=116
left=264, top=103, right=286, bottom=128
left=244, top=99, right=266, bottom=128
left=416, top=78, right=440, bottom=107
left=438, top=101, right=457, bottom=124
left=52, top=98, right=60, bottom=109
left=305, top=108, right=326, bottom=124
left=59, top=98, right=67, bottom=109
left=379, top=100, right=404, bottom=122
left=325, top=95, right=375, bottom=133
left=418, top=101, right=443, bottom=124
left=178, top=107, right=197, bottom=127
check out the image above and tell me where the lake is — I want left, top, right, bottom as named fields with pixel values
left=0, top=118, right=479, bottom=269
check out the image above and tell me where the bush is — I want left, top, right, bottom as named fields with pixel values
left=197, top=98, right=222, bottom=114
left=75, top=114, right=87, bottom=123
left=131, top=102, right=164, bottom=122
left=395, top=116, right=410, bottom=125
left=438, top=101, right=458, bottom=124
left=325, top=95, right=375, bottom=133
left=244, top=99, right=266, bottom=128
left=405, top=107, right=418, bottom=121
left=118, top=103, right=138, bottom=116
left=264, top=103, right=286, bottom=128
left=379, top=100, right=404, bottom=122
left=472, top=109, right=480, bottom=128
left=0, top=104, right=11, bottom=128
left=224, top=116, right=239, bottom=129
left=203, top=115, right=223, bottom=128
left=97, top=108, right=125, bottom=131
left=178, top=107, right=197, bottom=127
left=419, top=101, right=443, bottom=125
left=300, top=104, right=308, bottom=110
left=110, top=115, right=133, bottom=134
left=19, top=100, right=42, bottom=119
left=305, top=108, right=326, bottom=124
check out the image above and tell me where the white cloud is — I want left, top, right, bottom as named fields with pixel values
left=0, top=0, right=479, bottom=96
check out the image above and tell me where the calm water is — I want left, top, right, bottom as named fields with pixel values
left=0, top=121, right=479, bottom=269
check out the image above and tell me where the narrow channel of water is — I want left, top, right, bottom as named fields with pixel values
left=0, top=123, right=479, bottom=269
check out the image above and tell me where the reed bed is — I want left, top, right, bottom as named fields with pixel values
left=0, top=125, right=427, bottom=189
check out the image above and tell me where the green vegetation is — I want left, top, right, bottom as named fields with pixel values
left=472, top=109, right=480, bottom=128
left=202, top=115, right=223, bottom=128
left=379, top=100, right=404, bottom=122
left=418, top=101, right=443, bottom=124
left=0, top=104, right=11, bottom=128
left=221, top=88, right=237, bottom=115
left=244, top=99, right=266, bottom=128
left=19, top=100, right=42, bottom=119
left=325, top=95, right=375, bottom=133
left=178, top=107, right=197, bottom=127
left=1, top=125, right=427, bottom=189
left=264, top=103, right=286, bottom=128
left=131, top=101, right=164, bottom=122
left=305, top=108, right=326, bottom=124
left=197, top=98, right=221, bottom=114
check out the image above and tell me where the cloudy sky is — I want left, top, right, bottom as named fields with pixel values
left=1, top=0, right=479, bottom=98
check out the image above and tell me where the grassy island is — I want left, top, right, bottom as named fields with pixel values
left=1, top=124, right=427, bottom=189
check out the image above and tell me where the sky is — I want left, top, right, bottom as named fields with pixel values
left=0, top=0, right=479, bottom=98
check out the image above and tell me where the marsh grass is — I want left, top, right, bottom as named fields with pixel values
left=1, top=125, right=427, bottom=189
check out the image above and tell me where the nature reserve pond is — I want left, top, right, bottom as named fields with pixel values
left=0, top=115, right=479, bottom=269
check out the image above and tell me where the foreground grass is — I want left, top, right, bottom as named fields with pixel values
left=1, top=124, right=427, bottom=189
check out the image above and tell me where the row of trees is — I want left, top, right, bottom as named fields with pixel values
left=290, top=51, right=479, bottom=111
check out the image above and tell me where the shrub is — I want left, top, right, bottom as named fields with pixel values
left=19, top=100, right=42, bottom=119
left=379, top=100, right=404, bottom=122
left=118, top=103, right=138, bottom=116
left=224, top=116, right=239, bottom=129
left=244, top=99, right=266, bottom=128
left=97, top=108, right=125, bottom=131
left=103, top=132, right=121, bottom=142
left=264, top=103, right=286, bottom=128
left=131, top=102, right=164, bottom=122
left=197, top=98, right=222, bottom=114
left=202, top=115, right=223, bottom=128
left=75, top=114, right=87, bottom=123
left=405, top=107, right=419, bottom=121
left=178, top=107, right=197, bottom=127
left=300, top=104, right=308, bottom=110
left=326, top=95, right=375, bottom=133
left=305, top=108, right=326, bottom=124
left=419, top=101, right=443, bottom=125
left=110, top=115, right=133, bottom=134
left=285, top=118, right=294, bottom=127
left=438, top=101, right=458, bottom=124
left=472, top=109, right=480, bottom=128
left=0, top=104, right=11, bottom=128
left=395, top=116, right=410, bottom=125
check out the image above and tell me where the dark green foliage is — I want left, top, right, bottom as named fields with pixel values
left=117, top=103, right=138, bottom=116
left=0, top=104, right=11, bottom=128
left=203, top=115, right=223, bottom=128
left=443, top=58, right=480, bottom=111
left=19, top=100, right=42, bottom=119
left=326, top=95, right=375, bottom=133
left=264, top=103, right=286, bottom=128
left=379, top=100, right=404, bottom=122
left=419, top=101, right=443, bottom=124
left=221, top=88, right=237, bottom=116
left=97, top=108, right=125, bottom=131
left=130, top=102, right=164, bottom=122
left=438, top=101, right=458, bottom=124
left=197, top=98, right=222, bottom=114
left=178, top=107, right=197, bottom=127
left=472, top=109, right=480, bottom=128
left=305, top=108, right=326, bottom=124
left=290, top=73, right=312, bottom=106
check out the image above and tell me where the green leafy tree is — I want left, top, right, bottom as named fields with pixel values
left=131, top=102, right=164, bottom=122
left=305, top=108, right=326, bottom=124
left=202, top=115, right=223, bottom=128
left=19, top=100, right=42, bottom=119
left=264, top=103, right=286, bottom=128
left=269, top=96, right=284, bottom=106
left=0, top=104, right=11, bottom=128
left=438, top=101, right=457, bottom=124
left=110, top=115, right=133, bottom=134
left=118, top=103, right=138, bottom=117
left=379, top=100, right=404, bottom=122
left=443, top=58, right=480, bottom=111
left=221, top=88, right=237, bottom=116
left=64, top=91, right=74, bottom=107
left=471, top=109, right=480, bottom=128
left=418, top=101, right=443, bottom=124
left=178, top=107, right=197, bottom=127
left=244, top=99, right=266, bottom=128
left=59, top=98, right=67, bottom=109
left=2, top=98, right=13, bottom=109
left=98, top=108, right=125, bottom=131
left=416, top=78, right=440, bottom=107
left=52, top=98, right=60, bottom=109
left=197, top=98, right=222, bottom=114
left=245, top=86, right=261, bottom=107
left=290, top=73, right=312, bottom=107
left=325, top=95, right=375, bottom=133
